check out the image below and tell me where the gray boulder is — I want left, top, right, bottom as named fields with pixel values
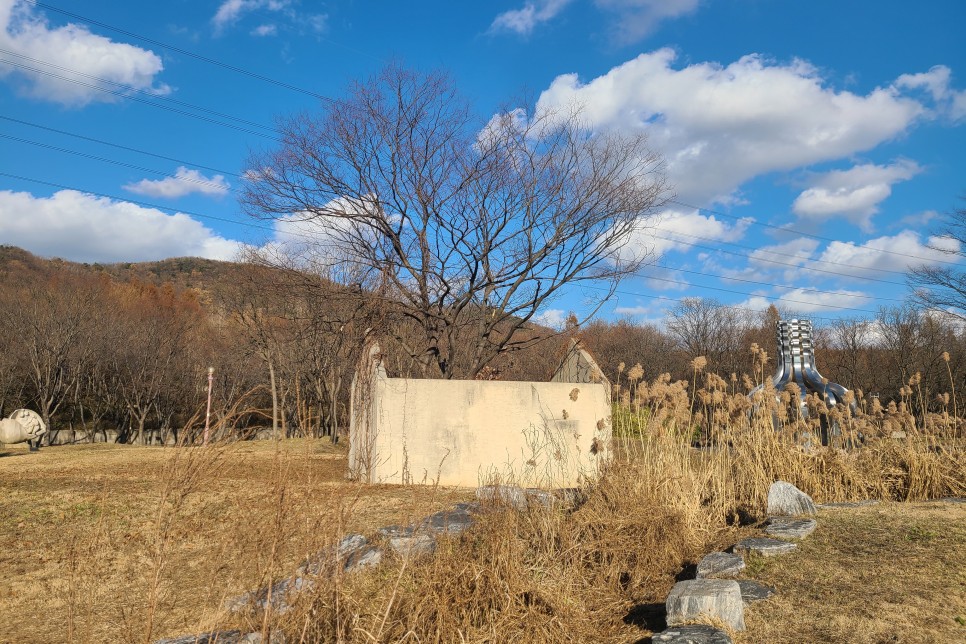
left=652, top=624, right=732, bottom=643
left=733, top=537, right=797, bottom=557
left=695, top=552, right=745, bottom=579
left=765, top=517, right=817, bottom=539
left=421, top=507, right=475, bottom=534
left=666, top=579, right=745, bottom=631
left=767, top=481, right=816, bottom=516
left=389, top=533, right=436, bottom=557
left=737, top=580, right=775, bottom=604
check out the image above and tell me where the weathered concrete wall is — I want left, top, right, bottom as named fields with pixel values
left=349, top=341, right=612, bottom=488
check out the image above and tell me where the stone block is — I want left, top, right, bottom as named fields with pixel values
left=389, top=534, right=436, bottom=557
left=420, top=507, right=475, bottom=533
left=695, top=552, right=745, bottom=579
left=652, top=625, right=733, bottom=643
left=765, top=517, right=817, bottom=539
left=666, top=579, right=745, bottom=631
left=733, top=537, right=797, bottom=557
left=767, top=481, right=816, bottom=516
left=737, top=580, right=775, bottom=604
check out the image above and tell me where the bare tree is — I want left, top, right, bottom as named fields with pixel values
left=243, top=64, right=669, bottom=378
left=665, top=298, right=749, bottom=374
left=909, top=200, right=966, bottom=320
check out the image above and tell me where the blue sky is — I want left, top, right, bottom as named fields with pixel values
left=1, top=0, right=964, bottom=326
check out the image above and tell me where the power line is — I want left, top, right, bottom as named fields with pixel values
left=647, top=232, right=908, bottom=286
left=0, top=57, right=279, bottom=140
left=578, top=282, right=882, bottom=323
left=631, top=271, right=878, bottom=314
left=0, top=171, right=904, bottom=318
left=647, top=225, right=911, bottom=277
left=644, top=265, right=906, bottom=302
left=0, top=171, right=272, bottom=236
left=0, top=115, right=242, bottom=179
left=0, top=48, right=275, bottom=134
left=28, top=1, right=332, bottom=102
left=671, top=199, right=961, bottom=267
left=0, top=133, right=239, bottom=194
left=0, top=113, right=935, bottom=283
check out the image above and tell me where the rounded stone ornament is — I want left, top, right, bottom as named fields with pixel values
left=0, top=409, right=47, bottom=445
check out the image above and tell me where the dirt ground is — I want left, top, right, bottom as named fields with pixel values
left=0, top=439, right=472, bottom=643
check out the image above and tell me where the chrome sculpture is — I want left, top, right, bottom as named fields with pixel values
left=752, top=319, right=856, bottom=445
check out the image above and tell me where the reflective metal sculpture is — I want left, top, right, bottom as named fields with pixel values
left=751, top=319, right=856, bottom=445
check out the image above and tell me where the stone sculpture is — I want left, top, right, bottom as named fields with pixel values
left=751, top=319, right=856, bottom=445
left=0, top=409, right=47, bottom=451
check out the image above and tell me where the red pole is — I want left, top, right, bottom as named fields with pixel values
left=204, top=366, right=214, bottom=445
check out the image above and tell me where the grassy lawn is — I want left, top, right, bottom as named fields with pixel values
left=740, top=501, right=966, bottom=644
left=0, top=440, right=472, bottom=643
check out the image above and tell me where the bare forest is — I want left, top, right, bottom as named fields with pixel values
left=2, top=245, right=964, bottom=446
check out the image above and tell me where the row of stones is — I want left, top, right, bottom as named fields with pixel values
left=154, top=485, right=568, bottom=644
left=651, top=481, right=819, bottom=644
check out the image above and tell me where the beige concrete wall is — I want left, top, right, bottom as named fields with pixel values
left=349, top=342, right=612, bottom=488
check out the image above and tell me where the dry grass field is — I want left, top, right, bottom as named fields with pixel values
left=747, top=501, right=966, bottom=643
left=3, top=439, right=964, bottom=644
left=3, top=361, right=965, bottom=643
left=0, top=440, right=472, bottom=643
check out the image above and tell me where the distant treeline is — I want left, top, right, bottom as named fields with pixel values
left=1, top=247, right=963, bottom=443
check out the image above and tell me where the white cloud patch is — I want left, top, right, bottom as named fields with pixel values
left=594, top=0, right=700, bottom=44
left=0, top=189, right=239, bottom=263
left=534, top=308, right=567, bottom=329
left=536, top=49, right=936, bottom=205
left=792, top=159, right=921, bottom=231
left=815, top=230, right=960, bottom=278
left=251, top=23, right=277, bottom=37
left=0, top=0, right=168, bottom=106
left=212, top=0, right=323, bottom=36
left=736, top=288, right=872, bottom=314
left=895, top=65, right=966, bottom=122
left=490, top=0, right=573, bottom=36
left=626, top=207, right=752, bottom=258
left=123, top=167, right=231, bottom=199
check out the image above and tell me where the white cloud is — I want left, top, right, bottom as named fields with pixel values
left=212, top=0, right=304, bottom=33
left=897, top=209, right=941, bottom=228
left=123, top=167, right=231, bottom=199
left=534, top=308, right=567, bottom=329
left=0, top=189, right=239, bottom=263
left=626, top=207, right=752, bottom=258
left=537, top=49, right=932, bottom=205
left=594, top=0, right=700, bottom=44
left=736, top=288, right=872, bottom=314
left=792, top=159, right=921, bottom=231
left=815, top=230, right=960, bottom=278
left=0, top=0, right=168, bottom=106
left=895, top=65, right=966, bottom=122
left=251, top=23, right=277, bottom=37
left=490, top=0, right=573, bottom=36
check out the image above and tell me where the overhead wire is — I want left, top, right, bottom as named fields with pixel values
left=670, top=198, right=961, bottom=267
left=0, top=115, right=243, bottom=178
left=0, top=58, right=279, bottom=140
left=0, top=171, right=906, bottom=318
left=28, top=1, right=333, bottom=102
left=0, top=48, right=275, bottom=134
left=0, top=133, right=240, bottom=194
left=0, top=114, right=943, bottom=282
